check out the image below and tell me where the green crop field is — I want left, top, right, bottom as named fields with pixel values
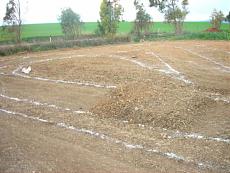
left=0, top=22, right=229, bottom=41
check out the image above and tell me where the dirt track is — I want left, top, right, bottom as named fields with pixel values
left=0, top=40, right=230, bottom=173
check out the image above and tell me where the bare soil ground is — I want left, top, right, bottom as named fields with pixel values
left=0, top=40, right=230, bottom=173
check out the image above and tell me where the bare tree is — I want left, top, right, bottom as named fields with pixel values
left=3, top=0, right=22, bottom=43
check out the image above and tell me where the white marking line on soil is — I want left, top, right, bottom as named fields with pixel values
left=208, top=93, right=230, bottom=104
left=0, top=108, right=49, bottom=123
left=0, top=93, right=90, bottom=115
left=117, top=51, right=128, bottom=53
left=112, top=54, right=192, bottom=84
left=12, top=56, right=117, bottom=89
left=0, top=66, right=7, bottom=69
left=0, top=72, right=11, bottom=76
left=146, top=52, right=192, bottom=84
left=0, top=108, right=223, bottom=171
left=134, top=123, right=230, bottom=144
left=112, top=52, right=227, bottom=103
left=195, top=45, right=230, bottom=54
left=167, top=130, right=230, bottom=144
left=0, top=66, right=7, bottom=76
left=175, top=46, right=230, bottom=73
left=2, top=92, right=228, bottom=144
left=111, top=55, right=155, bottom=70
left=29, top=56, right=75, bottom=64
left=23, top=56, right=30, bottom=59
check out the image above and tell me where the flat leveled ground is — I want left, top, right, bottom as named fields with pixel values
left=0, top=40, right=230, bottom=173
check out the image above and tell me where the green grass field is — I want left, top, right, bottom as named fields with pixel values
left=0, top=22, right=229, bottom=41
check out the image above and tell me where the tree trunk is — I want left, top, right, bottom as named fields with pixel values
left=17, top=0, right=22, bottom=44
left=174, top=22, right=182, bottom=35
left=17, top=24, right=21, bottom=44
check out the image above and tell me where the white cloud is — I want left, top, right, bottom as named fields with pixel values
left=0, top=0, right=229, bottom=25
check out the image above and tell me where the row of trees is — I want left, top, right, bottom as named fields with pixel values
left=60, top=0, right=230, bottom=38
left=2, top=0, right=230, bottom=43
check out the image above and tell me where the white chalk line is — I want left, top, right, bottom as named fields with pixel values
left=195, top=44, right=230, bottom=54
left=146, top=50, right=229, bottom=104
left=1, top=92, right=229, bottom=145
left=23, top=56, right=31, bottom=59
left=0, top=72, right=12, bottom=76
left=28, top=56, right=77, bottom=64
left=128, top=122, right=230, bottom=144
left=172, top=47, right=230, bottom=103
left=5, top=53, right=230, bottom=143
left=1, top=108, right=227, bottom=171
left=0, top=93, right=91, bottom=115
left=0, top=66, right=8, bottom=75
left=110, top=55, right=156, bottom=70
left=208, top=93, right=230, bottom=104
left=117, top=51, right=128, bottom=53
left=146, top=52, right=192, bottom=84
left=111, top=54, right=192, bottom=84
left=12, top=56, right=117, bottom=89
left=175, top=47, right=230, bottom=73
left=167, top=130, right=230, bottom=144
left=0, top=108, right=50, bottom=123
left=0, top=66, right=7, bottom=69
left=2, top=49, right=229, bottom=170
left=112, top=53, right=230, bottom=103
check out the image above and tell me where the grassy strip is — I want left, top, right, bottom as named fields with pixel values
left=174, top=32, right=230, bottom=40
left=1, top=31, right=229, bottom=56
left=135, top=31, right=230, bottom=41
left=0, top=36, right=130, bottom=56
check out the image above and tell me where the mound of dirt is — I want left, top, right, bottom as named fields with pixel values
left=91, top=79, right=215, bottom=131
left=205, top=28, right=221, bottom=32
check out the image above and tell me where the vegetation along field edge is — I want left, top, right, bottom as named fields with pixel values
left=0, top=22, right=229, bottom=41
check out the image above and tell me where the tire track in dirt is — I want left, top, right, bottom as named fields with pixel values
left=1, top=107, right=229, bottom=172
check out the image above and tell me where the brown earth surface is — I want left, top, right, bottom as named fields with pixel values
left=0, top=40, right=230, bottom=173
left=205, top=28, right=221, bottom=32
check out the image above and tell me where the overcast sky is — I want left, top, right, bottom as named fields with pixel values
left=0, top=0, right=229, bottom=25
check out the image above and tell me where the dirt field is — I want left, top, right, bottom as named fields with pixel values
left=0, top=40, right=230, bottom=173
